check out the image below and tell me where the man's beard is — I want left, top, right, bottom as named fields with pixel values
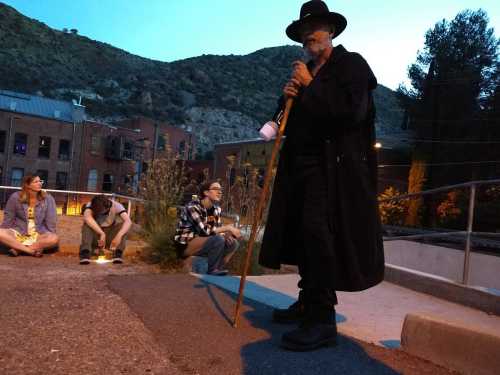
left=304, top=43, right=328, bottom=60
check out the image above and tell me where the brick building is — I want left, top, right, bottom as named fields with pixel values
left=213, top=137, right=410, bottom=194
left=0, top=90, right=85, bottom=190
left=0, top=90, right=196, bottom=199
left=213, top=138, right=274, bottom=185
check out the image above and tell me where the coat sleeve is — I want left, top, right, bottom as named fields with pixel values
left=300, top=53, right=377, bottom=126
left=44, top=195, right=57, bottom=233
left=0, top=194, right=16, bottom=229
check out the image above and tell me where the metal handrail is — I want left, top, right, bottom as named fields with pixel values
left=378, top=178, right=500, bottom=203
left=378, top=178, right=500, bottom=285
left=0, top=186, right=143, bottom=216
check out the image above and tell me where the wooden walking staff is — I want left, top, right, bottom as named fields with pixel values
left=233, top=98, right=294, bottom=328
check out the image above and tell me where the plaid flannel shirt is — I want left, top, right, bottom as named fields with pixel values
left=174, top=199, right=222, bottom=245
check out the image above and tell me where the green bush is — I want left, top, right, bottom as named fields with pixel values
left=139, top=138, right=186, bottom=269
left=141, top=217, right=183, bottom=271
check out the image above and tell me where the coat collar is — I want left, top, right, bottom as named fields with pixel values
left=306, top=44, right=348, bottom=75
left=327, top=44, right=348, bottom=66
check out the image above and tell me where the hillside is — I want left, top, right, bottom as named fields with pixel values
left=0, top=2, right=405, bottom=155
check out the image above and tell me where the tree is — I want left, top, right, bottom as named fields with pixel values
left=402, top=9, right=498, bottom=103
left=397, top=9, right=499, bottom=226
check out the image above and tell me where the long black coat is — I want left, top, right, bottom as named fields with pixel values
left=259, top=45, right=385, bottom=292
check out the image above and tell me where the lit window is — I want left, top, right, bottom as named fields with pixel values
left=11, top=168, right=24, bottom=186
left=38, top=136, right=51, bottom=158
left=13, top=133, right=27, bottom=155
left=87, top=169, right=98, bottom=192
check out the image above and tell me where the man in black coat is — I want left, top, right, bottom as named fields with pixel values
left=258, top=0, right=385, bottom=351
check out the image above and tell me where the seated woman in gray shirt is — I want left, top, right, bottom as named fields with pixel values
left=0, top=175, right=59, bottom=257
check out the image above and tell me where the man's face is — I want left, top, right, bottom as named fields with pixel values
left=205, top=182, right=223, bottom=202
left=299, top=21, right=333, bottom=59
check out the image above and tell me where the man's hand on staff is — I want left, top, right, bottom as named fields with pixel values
left=292, top=61, right=313, bottom=87
left=283, top=78, right=300, bottom=99
left=283, top=61, right=313, bottom=99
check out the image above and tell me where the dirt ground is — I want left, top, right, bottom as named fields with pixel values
left=0, top=254, right=180, bottom=375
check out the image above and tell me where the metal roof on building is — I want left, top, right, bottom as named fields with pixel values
left=0, top=89, right=80, bottom=123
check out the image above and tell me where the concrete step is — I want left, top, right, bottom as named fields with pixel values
left=402, top=313, right=500, bottom=375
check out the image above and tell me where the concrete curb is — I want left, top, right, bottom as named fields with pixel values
left=385, top=263, right=500, bottom=315
left=401, top=313, right=500, bottom=375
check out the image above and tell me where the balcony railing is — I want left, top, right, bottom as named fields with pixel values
left=379, top=178, right=500, bottom=286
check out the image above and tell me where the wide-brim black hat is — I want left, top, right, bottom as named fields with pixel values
left=286, top=0, right=347, bottom=43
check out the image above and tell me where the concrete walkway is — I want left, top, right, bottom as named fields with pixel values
left=194, top=273, right=500, bottom=348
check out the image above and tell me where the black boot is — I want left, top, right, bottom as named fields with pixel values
left=272, top=290, right=307, bottom=324
left=272, top=300, right=305, bottom=324
left=281, top=304, right=337, bottom=351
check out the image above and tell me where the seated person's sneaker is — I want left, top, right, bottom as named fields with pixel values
left=79, top=249, right=91, bottom=265
left=272, top=300, right=305, bottom=324
left=208, top=269, right=228, bottom=276
left=112, top=249, right=123, bottom=264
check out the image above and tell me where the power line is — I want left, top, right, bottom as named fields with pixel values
left=379, top=135, right=500, bottom=144
left=379, top=160, right=500, bottom=168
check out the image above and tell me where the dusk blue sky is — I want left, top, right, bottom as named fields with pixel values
left=3, top=0, right=499, bottom=89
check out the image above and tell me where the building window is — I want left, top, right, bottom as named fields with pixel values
left=122, top=140, right=134, bottom=160
left=13, top=133, right=27, bottom=155
left=11, top=168, right=24, bottom=187
left=178, top=140, right=186, bottom=156
left=58, top=140, right=71, bottom=160
left=87, top=169, right=98, bottom=192
left=258, top=168, right=265, bottom=188
left=0, top=131, right=6, bottom=153
left=102, top=174, right=113, bottom=192
left=38, top=136, right=51, bottom=158
left=229, top=167, right=236, bottom=186
left=157, top=134, right=166, bottom=151
left=90, top=135, right=100, bottom=155
left=56, top=172, right=68, bottom=190
left=36, top=170, right=48, bottom=187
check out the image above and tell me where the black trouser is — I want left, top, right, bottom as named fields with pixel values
left=290, top=155, right=338, bottom=310
left=79, top=223, right=127, bottom=256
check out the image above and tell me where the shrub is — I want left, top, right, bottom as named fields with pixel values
left=378, top=186, right=408, bottom=225
left=436, top=190, right=462, bottom=226
left=139, top=138, right=187, bottom=269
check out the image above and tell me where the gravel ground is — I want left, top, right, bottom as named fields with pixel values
left=0, top=254, right=179, bottom=375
